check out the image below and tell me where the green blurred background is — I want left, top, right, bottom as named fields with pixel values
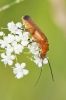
left=0, top=0, right=66, bottom=100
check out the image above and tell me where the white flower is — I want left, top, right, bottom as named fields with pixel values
left=5, top=44, right=13, bottom=53
left=7, top=34, right=15, bottom=43
left=19, top=32, right=29, bottom=41
left=21, top=40, right=29, bottom=46
left=14, top=35, right=21, bottom=42
left=0, top=21, right=49, bottom=79
left=33, top=54, right=48, bottom=67
left=13, top=63, right=29, bottom=79
left=28, top=42, right=39, bottom=54
left=0, top=34, right=15, bottom=48
left=1, top=52, right=15, bottom=66
left=12, top=41, right=24, bottom=54
left=34, top=54, right=43, bottom=67
left=0, top=31, right=4, bottom=36
left=0, top=37, right=9, bottom=48
left=20, top=32, right=29, bottom=46
left=7, top=21, right=22, bottom=34
left=43, top=58, right=48, bottom=64
left=11, top=41, right=17, bottom=46
left=7, top=21, right=17, bottom=33
left=16, top=22, right=22, bottom=28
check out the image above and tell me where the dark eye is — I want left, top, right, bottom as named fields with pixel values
left=23, top=15, right=30, bottom=20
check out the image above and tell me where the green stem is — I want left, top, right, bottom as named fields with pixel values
left=0, top=0, right=24, bottom=12
left=0, top=49, right=5, bottom=52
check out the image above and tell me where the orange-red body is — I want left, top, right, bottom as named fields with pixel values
left=22, top=15, right=49, bottom=59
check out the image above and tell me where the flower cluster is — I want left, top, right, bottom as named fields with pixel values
left=0, top=21, right=48, bottom=79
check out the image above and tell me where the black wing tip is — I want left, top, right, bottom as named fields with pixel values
left=23, top=15, right=30, bottom=20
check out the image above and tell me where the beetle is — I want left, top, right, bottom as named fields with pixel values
left=22, top=15, right=49, bottom=59
left=22, top=15, right=54, bottom=86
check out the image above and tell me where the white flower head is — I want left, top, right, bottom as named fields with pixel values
left=1, top=52, right=15, bottom=66
left=0, top=20, right=49, bottom=80
left=13, top=63, right=29, bottom=79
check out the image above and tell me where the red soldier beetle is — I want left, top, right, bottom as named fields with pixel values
left=22, top=15, right=54, bottom=86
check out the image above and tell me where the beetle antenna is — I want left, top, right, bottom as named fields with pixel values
left=34, top=67, right=43, bottom=87
left=48, top=59, right=54, bottom=81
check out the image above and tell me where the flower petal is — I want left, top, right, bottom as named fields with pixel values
left=43, top=58, right=48, bottom=64
left=23, top=69, right=29, bottom=75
